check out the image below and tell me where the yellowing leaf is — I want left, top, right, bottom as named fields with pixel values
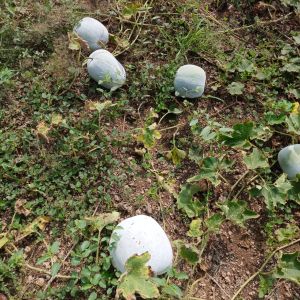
left=68, top=32, right=89, bottom=52
left=167, top=146, right=186, bottom=165
left=116, top=252, right=160, bottom=300
left=51, top=114, right=63, bottom=125
left=0, top=236, right=9, bottom=249
left=136, top=123, right=161, bottom=149
left=292, top=102, right=300, bottom=114
left=17, top=216, right=51, bottom=241
left=15, top=199, right=31, bottom=216
left=36, top=121, right=50, bottom=142
left=85, top=100, right=113, bottom=114
left=84, top=211, right=120, bottom=232
left=111, top=35, right=130, bottom=49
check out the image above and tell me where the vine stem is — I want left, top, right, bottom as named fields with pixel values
left=230, top=238, right=300, bottom=300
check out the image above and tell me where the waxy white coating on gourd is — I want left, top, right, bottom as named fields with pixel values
left=278, top=144, right=300, bottom=179
left=174, top=64, right=206, bottom=99
left=87, top=50, right=126, bottom=91
left=110, top=215, right=173, bottom=275
left=74, top=17, right=109, bottom=51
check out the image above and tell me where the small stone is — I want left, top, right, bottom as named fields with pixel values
left=36, top=277, right=45, bottom=287
left=24, top=246, right=31, bottom=253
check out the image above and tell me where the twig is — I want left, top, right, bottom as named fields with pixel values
left=228, top=170, right=250, bottom=199
left=217, top=12, right=293, bottom=34
left=230, top=238, right=300, bottom=300
left=206, top=272, right=230, bottom=299
left=24, top=263, right=72, bottom=279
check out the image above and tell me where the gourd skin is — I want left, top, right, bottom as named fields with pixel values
left=110, top=215, right=173, bottom=275
left=278, top=144, right=300, bottom=179
left=74, top=17, right=109, bottom=51
left=174, top=64, right=206, bottom=99
left=87, top=50, right=126, bottom=91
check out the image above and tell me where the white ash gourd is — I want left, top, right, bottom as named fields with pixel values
left=73, top=17, right=109, bottom=51
left=110, top=215, right=173, bottom=275
left=278, top=144, right=300, bottom=179
left=174, top=64, right=206, bottom=99
left=87, top=49, right=126, bottom=91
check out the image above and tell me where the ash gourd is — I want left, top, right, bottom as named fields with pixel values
left=174, top=64, right=206, bottom=99
left=110, top=215, right=173, bottom=275
left=87, top=50, right=126, bottom=91
left=73, top=17, right=109, bottom=51
left=278, top=144, right=300, bottom=179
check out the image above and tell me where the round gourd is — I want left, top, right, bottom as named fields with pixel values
left=174, top=64, right=206, bottom=99
left=87, top=50, right=126, bottom=91
left=73, top=17, right=109, bottom=51
left=110, top=215, right=173, bottom=275
left=278, top=144, right=300, bottom=179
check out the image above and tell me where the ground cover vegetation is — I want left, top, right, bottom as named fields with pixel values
left=0, top=0, right=300, bottom=299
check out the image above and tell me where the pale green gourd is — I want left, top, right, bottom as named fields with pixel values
left=278, top=144, right=300, bottom=179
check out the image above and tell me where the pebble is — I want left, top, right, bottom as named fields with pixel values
left=36, top=277, right=45, bottom=287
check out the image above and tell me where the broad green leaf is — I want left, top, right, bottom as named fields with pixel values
left=84, top=211, right=120, bottom=232
left=177, top=184, right=203, bottom=218
left=187, top=157, right=221, bottom=186
left=205, top=213, right=225, bottom=232
left=258, top=274, right=275, bottom=298
left=167, top=146, right=186, bottom=165
left=227, top=82, right=245, bottom=95
left=244, top=148, right=269, bottom=169
left=50, top=241, right=60, bottom=254
left=219, top=200, right=259, bottom=227
left=187, top=219, right=203, bottom=238
left=219, top=122, right=254, bottom=148
left=88, top=292, right=97, bottom=300
left=162, top=284, right=183, bottom=298
left=276, top=224, right=299, bottom=243
left=273, top=252, right=300, bottom=284
left=259, top=175, right=292, bottom=210
left=200, top=126, right=217, bottom=141
left=116, top=252, right=160, bottom=300
left=177, top=242, right=199, bottom=265
left=51, top=262, right=61, bottom=277
left=286, top=113, right=300, bottom=135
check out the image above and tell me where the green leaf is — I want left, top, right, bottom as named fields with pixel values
left=51, top=262, right=61, bottom=277
left=88, top=292, right=97, bottom=300
left=219, top=122, right=254, bottom=148
left=116, top=252, right=160, bottom=300
left=259, top=174, right=292, bottom=210
left=200, top=126, right=217, bottom=141
left=258, top=274, right=275, bottom=298
left=227, top=82, right=245, bottom=95
left=205, top=213, right=225, bottom=232
left=273, top=252, right=300, bottom=284
left=219, top=200, right=259, bottom=227
left=244, top=148, right=269, bottom=169
left=50, top=241, right=60, bottom=254
left=162, top=284, right=183, bottom=298
left=167, top=146, right=186, bottom=165
left=276, top=224, right=299, bottom=243
left=187, top=219, right=203, bottom=238
left=177, top=242, right=199, bottom=265
left=177, top=184, right=203, bottom=218
left=286, top=113, right=300, bottom=135
left=187, top=157, right=221, bottom=186
left=84, top=211, right=120, bottom=232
